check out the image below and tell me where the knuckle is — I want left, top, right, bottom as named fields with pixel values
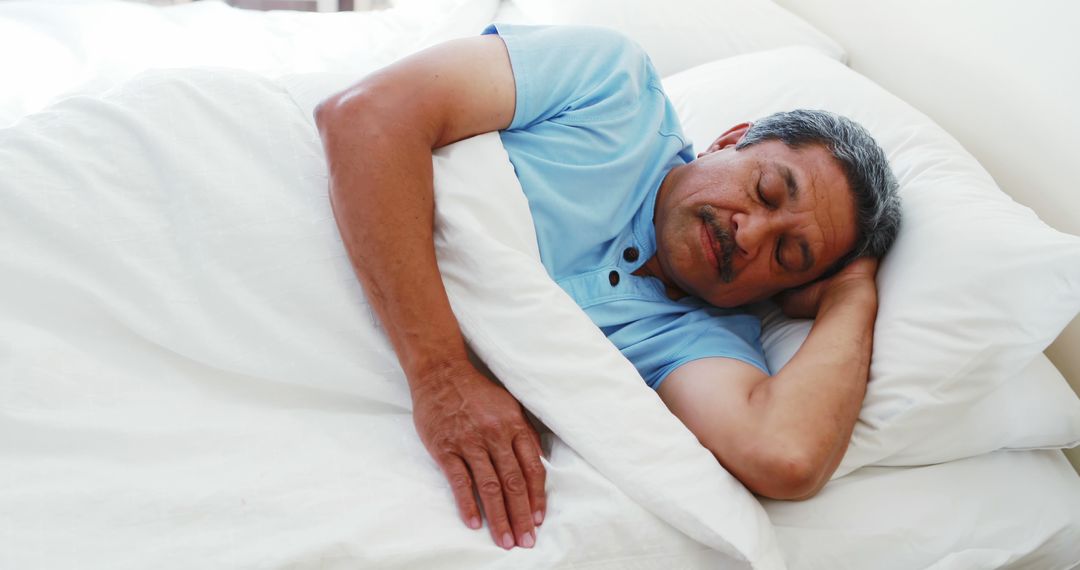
left=512, top=514, right=534, bottom=531
left=428, top=433, right=461, bottom=455
left=521, top=459, right=545, bottom=478
left=479, top=418, right=507, bottom=435
left=448, top=473, right=472, bottom=491
left=501, top=473, right=527, bottom=494
left=478, top=478, right=503, bottom=496
left=489, top=515, right=510, bottom=532
left=433, top=441, right=458, bottom=456
left=460, top=445, right=488, bottom=462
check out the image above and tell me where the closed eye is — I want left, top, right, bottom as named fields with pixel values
left=756, top=177, right=776, bottom=209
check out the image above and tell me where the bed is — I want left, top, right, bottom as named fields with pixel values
left=1, top=1, right=1079, bottom=568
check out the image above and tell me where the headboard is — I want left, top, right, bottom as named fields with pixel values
left=773, top=0, right=1080, bottom=471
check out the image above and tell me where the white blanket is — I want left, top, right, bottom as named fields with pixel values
left=0, top=67, right=781, bottom=568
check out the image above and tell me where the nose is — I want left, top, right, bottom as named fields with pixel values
left=730, top=211, right=774, bottom=259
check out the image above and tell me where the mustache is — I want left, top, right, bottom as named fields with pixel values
left=698, top=205, right=736, bottom=283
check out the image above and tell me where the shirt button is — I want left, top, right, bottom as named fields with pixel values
left=608, top=270, right=620, bottom=287
left=623, top=247, right=640, bottom=262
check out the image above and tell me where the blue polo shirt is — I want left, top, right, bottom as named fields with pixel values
left=482, top=23, right=769, bottom=389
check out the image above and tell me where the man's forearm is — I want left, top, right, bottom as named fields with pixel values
left=749, top=283, right=877, bottom=494
left=316, top=100, right=470, bottom=389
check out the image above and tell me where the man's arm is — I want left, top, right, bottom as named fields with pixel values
left=657, top=258, right=878, bottom=500
left=314, top=35, right=545, bottom=550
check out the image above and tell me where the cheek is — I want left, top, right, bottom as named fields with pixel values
left=661, top=217, right=694, bottom=262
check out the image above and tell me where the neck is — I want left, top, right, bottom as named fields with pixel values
left=632, top=255, right=688, bottom=301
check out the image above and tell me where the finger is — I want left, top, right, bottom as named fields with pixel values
left=523, top=417, right=544, bottom=459
left=438, top=453, right=482, bottom=531
left=519, top=409, right=545, bottom=454
left=513, top=431, right=547, bottom=527
left=490, top=441, right=537, bottom=548
left=464, top=449, right=516, bottom=550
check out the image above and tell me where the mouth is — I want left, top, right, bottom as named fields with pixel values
left=700, top=220, right=721, bottom=272
left=698, top=206, right=736, bottom=283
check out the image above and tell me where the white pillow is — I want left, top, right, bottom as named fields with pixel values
left=662, top=47, right=1080, bottom=478
left=886, top=354, right=1080, bottom=464
left=507, top=0, right=846, bottom=76
left=757, top=304, right=1080, bottom=466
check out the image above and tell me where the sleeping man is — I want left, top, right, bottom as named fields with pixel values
left=314, top=25, right=900, bottom=551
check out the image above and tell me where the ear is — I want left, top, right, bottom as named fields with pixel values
left=696, top=122, right=753, bottom=159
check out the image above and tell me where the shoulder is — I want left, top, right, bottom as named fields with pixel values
left=486, top=23, right=655, bottom=81
left=484, top=24, right=663, bottom=129
left=487, top=23, right=646, bottom=55
left=556, top=25, right=648, bottom=61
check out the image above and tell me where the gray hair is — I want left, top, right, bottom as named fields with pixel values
left=735, top=109, right=901, bottom=277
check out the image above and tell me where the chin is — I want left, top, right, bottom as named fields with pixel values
left=699, top=284, right=763, bottom=309
left=703, top=295, right=742, bottom=309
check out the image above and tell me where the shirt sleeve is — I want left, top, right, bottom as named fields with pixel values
left=481, top=23, right=658, bottom=131
left=607, top=307, right=772, bottom=390
left=652, top=311, right=772, bottom=390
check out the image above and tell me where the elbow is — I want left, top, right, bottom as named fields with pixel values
left=313, top=96, right=335, bottom=132
left=313, top=91, right=350, bottom=136
left=740, top=447, right=825, bottom=501
left=313, top=83, right=377, bottom=138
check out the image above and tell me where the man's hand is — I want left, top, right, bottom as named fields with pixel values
left=411, top=361, right=545, bottom=550
left=775, top=257, right=879, bottom=319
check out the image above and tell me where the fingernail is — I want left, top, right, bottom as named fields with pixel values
left=467, top=517, right=481, bottom=530
left=501, top=532, right=514, bottom=549
left=520, top=530, right=535, bottom=548
left=533, top=510, right=544, bottom=525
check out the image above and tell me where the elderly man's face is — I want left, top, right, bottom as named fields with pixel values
left=652, top=123, right=858, bottom=308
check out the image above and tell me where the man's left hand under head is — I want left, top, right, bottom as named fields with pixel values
left=774, top=257, right=879, bottom=319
